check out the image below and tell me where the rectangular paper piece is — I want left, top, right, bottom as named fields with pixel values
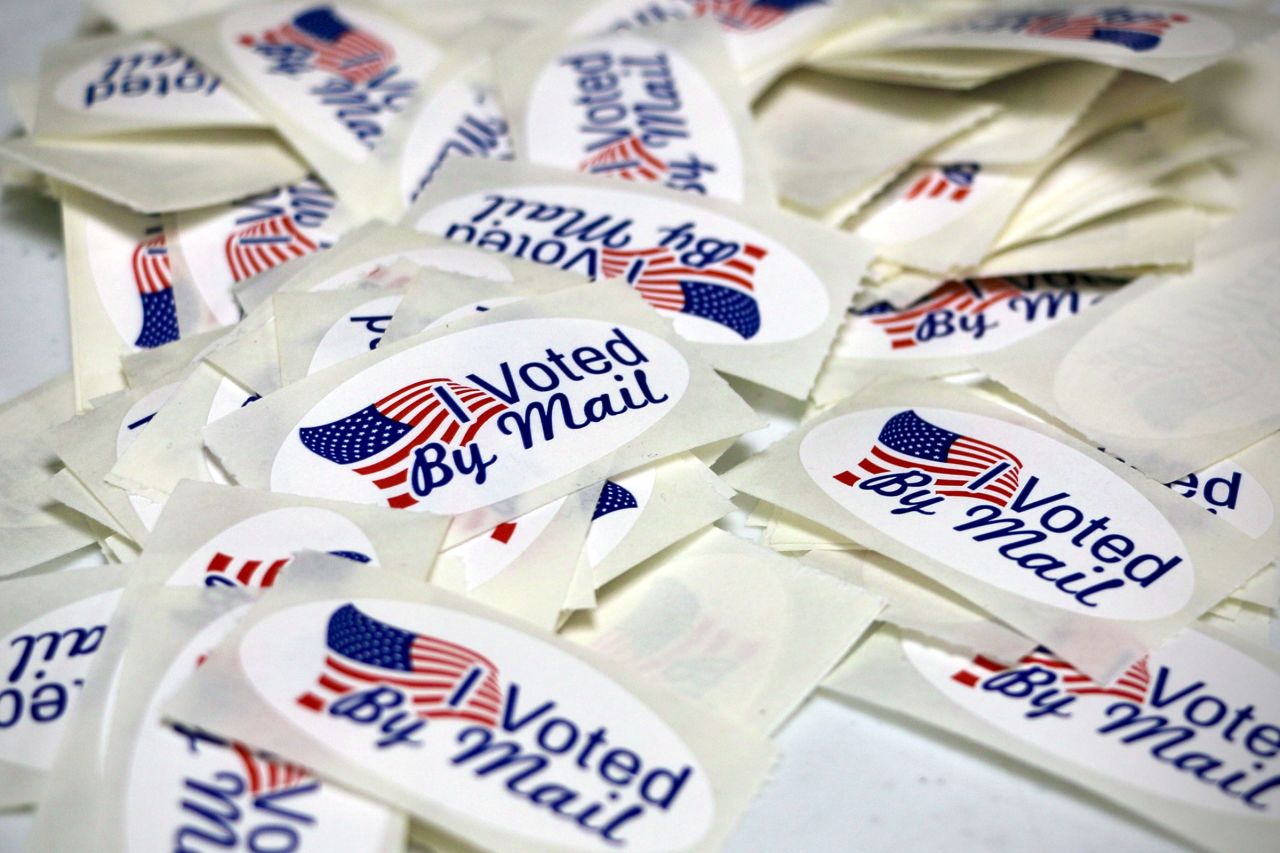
left=405, top=158, right=869, bottom=397
left=825, top=625, right=1280, bottom=853
left=724, top=379, right=1273, bottom=681
left=162, top=553, right=775, bottom=852
left=204, top=282, right=761, bottom=541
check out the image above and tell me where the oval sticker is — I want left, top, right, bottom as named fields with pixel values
left=166, top=507, right=380, bottom=589
left=239, top=598, right=716, bottom=849
left=221, top=2, right=441, bottom=161
left=415, top=184, right=830, bottom=345
left=799, top=407, right=1195, bottom=619
left=526, top=34, right=745, bottom=201
left=272, top=318, right=690, bottom=513
left=903, top=629, right=1280, bottom=817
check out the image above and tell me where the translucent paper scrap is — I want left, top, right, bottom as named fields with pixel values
left=564, top=527, right=885, bottom=732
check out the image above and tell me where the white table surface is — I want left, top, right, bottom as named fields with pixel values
left=0, top=3, right=1188, bottom=851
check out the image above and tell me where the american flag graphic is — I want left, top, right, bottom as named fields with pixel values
left=1020, top=10, right=1186, bottom=52
left=904, top=163, right=981, bottom=203
left=593, top=480, right=639, bottom=520
left=202, top=549, right=371, bottom=589
left=224, top=214, right=323, bottom=283
left=833, top=410, right=1023, bottom=508
left=297, top=603, right=503, bottom=727
left=953, top=647, right=1152, bottom=704
left=245, top=6, right=395, bottom=83
left=579, top=136, right=671, bottom=183
left=868, top=279, right=1021, bottom=350
left=231, top=742, right=316, bottom=796
left=600, top=243, right=765, bottom=339
left=691, top=0, right=825, bottom=31
left=131, top=228, right=179, bottom=349
left=299, top=378, right=509, bottom=510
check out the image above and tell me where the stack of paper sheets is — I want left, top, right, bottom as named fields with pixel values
left=1, top=0, right=1278, bottom=850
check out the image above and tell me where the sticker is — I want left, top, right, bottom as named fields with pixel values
left=835, top=275, right=1114, bottom=361
left=221, top=2, right=440, bottom=162
left=51, top=39, right=260, bottom=126
left=0, top=591, right=121, bottom=771
left=905, top=630, right=1280, bottom=817
left=165, top=507, right=379, bottom=589
left=308, top=293, right=403, bottom=375
left=799, top=406, right=1195, bottom=619
left=126, top=609, right=395, bottom=851
left=523, top=33, right=745, bottom=200
left=271, top=318, right=691, bottom=513
left=242, top=598, right=717, bottom=848
left=415, top=184, right=829, bottom=345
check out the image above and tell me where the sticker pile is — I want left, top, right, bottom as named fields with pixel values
left=0, top=0, right=1277, bottom=850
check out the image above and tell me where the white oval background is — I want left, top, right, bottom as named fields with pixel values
left=526, top=33, right=745, bottom=201
left=799, top=407, right=1195, bottom=619
left=272, top=318, right=690, bottom=513
left=238, top=598, right=717, bottom=850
